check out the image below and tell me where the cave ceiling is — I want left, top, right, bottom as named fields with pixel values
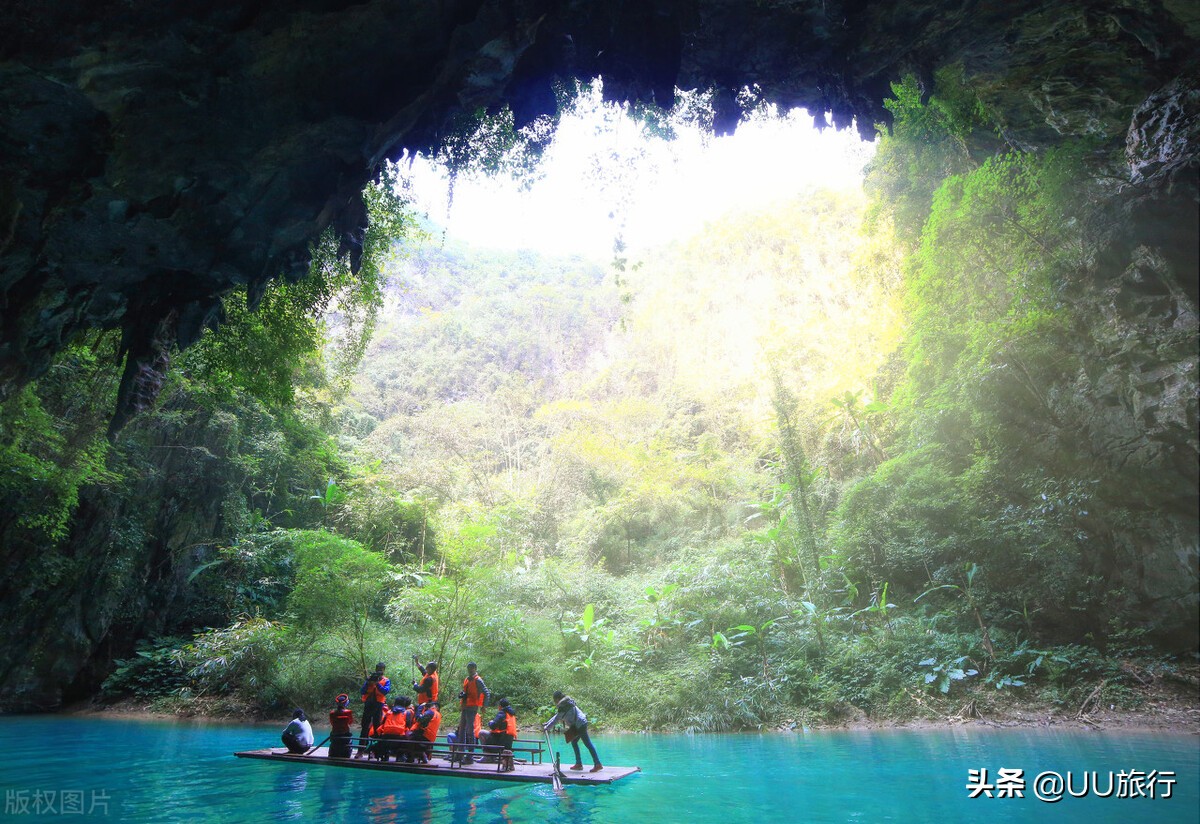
left=1, top=0, right=1197, bottom=427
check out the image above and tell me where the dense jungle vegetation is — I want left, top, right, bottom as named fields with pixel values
left=3, top=71, right=1195, bottom=729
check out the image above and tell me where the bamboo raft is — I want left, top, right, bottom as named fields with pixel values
left=234, top=746, right=640, bottom=786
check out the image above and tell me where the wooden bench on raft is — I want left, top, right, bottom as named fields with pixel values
left=352, top=736, right=546, bottom=772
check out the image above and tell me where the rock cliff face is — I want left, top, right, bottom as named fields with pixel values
left=0, top=1, right=1196, bottom=709
left=2, top=1, right=1196, bottom=425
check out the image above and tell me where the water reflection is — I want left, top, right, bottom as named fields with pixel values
left=272, top=767, right=308, bottom=820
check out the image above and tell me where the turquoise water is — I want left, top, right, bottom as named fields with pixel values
left=0, top=717, right=1196, bottom=823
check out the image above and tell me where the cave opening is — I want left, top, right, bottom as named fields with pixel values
left=0, top=0, right=1195, bottom=721
left=400, top=81, right=874, bottom=260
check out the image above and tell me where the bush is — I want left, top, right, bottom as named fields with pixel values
left=101, top=636, right=189, bottom=699
left=177, top=616, right=284, bottom=696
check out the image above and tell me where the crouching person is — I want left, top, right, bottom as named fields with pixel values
left=281, top=708, right=313, bottom=753
left=372, top=696, right=414, bottom=761
left=487, top=698, right=518, bottom=770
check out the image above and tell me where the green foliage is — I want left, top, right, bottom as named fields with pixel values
left=334, top=473, right=438, bottom=562
left=902, top=148, right=1083, bottom=409
left=769, top=370, right=826, bottom=592
left=177, top=616, right=284, bottom=696
left=562, top=603, right=616, bottom=672
left=188, top=529, right=299, bottom=618
left=287, top=530, right=391, bottom=630
left=388, top=574, right=478, bottom=677
left=919, top=656, right=979, bottom=694
left=436, top=106, right=559, bottom=194
left=183, top=168, right=417, bottom=408
left=867, top=66, right=997, bottom=241
left=101, top=636, right=189, bottom=699
left=0, top=342, right=115, bottom=546
left=638, top=584, right=683, bottom=647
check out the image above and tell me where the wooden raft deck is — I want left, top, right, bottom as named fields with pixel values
left=234, top=747, right=640, bottom=786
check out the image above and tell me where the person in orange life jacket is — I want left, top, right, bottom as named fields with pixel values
left=371, top=695, right=413, bottom=762
left=411, top=655, right=439, bottom=704
left=392, top=696, right=419, bottom=762
left=476, top=712, right=491, bottom=752
left=411, top=700, right=442, bottom=764
left=281, top=708, right=314, bottom=753
left=456, top=662, right=491, bottom=765
left=328, top=693, right=354, bottom=758
left=544, top=691, right=602, bottom=772
left=356, top=661, right=391, bottom=758
left=486, top=697, right=518, bottom=756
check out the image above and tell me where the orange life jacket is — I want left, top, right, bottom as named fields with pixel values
left=492, top=709, right=517, bottom=737
left=362, top=675, right=390, bottom=703
left=462, top=674, right=485, bottom=708
left=417, top=671, right=439, bottom=704
left=378, top=707, right=409, bottom=736
left=419, top=707, right=441, bottom=742
left=473, top=713, right=481, bottom=737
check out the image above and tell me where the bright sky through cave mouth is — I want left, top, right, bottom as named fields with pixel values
left=407, top=85, right=877, bottom=257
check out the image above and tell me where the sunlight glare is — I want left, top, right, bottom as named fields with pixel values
left=408, top=98, right=875, bottom=257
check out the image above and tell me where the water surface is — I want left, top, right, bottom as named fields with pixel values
left=0, top=717, right=1195, bottom=822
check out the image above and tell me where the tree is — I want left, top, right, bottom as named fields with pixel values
left=286, top=530, right=393, bottom=675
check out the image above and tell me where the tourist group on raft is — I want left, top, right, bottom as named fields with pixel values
left=279, top=655, right=603, bottom=772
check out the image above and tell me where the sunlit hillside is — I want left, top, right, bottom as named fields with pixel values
left=344, top=187, right=901, bottom=580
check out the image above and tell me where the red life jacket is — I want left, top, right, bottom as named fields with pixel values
left=362, top=675, right=390, bottom=703
left=419, top=707, right=442, bottom=742
left=462, top=674, right=485, bottom=708
left=378, top=707, right=409, bottom=736
left=417, top=672, right=439, bottom=704
left=329, top=707, right=353, bottom=735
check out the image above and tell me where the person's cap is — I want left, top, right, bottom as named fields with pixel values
left=335, top=693, right=349, bottom=703
left=467, top=662, right=477, bottom=670
left=498, top=698, right=511, bottom=708
left=552, top=691, right=564, bottom=702
left=427, top=662, right=437, bottom=671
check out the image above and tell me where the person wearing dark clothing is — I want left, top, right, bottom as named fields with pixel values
left=328, top=694, right=354, bottom=758
left=456, top=662, right=491, bottom=765
left=357, top=662, right=391, bottom=758
left=543, top=691, right=602, bottom=772
left=487, top=698, right=518, bottom=758
left=281, top=708, right=314, bottom=753
left=411, top=656, right=439, bottom=704
left=445, top=712, right=479, bottom=748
